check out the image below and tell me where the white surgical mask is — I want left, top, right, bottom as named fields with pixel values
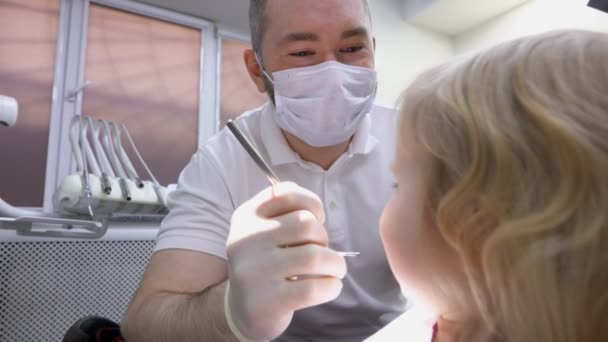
left=258, top=57, right=377, bottom=147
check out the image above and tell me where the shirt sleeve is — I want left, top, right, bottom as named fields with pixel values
left=154, top=148, right=234, bottom=260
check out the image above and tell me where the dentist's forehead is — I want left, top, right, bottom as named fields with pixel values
left=275, top=27, right=372, bottom=48
left=264, top=0, right=371, bottom=32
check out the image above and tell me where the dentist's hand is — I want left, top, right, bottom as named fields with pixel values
left=225, top=182, right=347, bottom=342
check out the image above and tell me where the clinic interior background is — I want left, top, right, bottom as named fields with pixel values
left=0, top=1, right=607, bottom=341
left=0, top=0, right=607, bottom=211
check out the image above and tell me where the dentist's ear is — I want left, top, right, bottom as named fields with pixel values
left=243, top=49, right=269, bottom=93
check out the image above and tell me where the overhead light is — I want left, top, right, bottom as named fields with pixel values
left=588, top=0, right=608, bottom=13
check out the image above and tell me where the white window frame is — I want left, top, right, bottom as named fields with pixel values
left=215, top=27, right=256, bottom=130
left=1, top=0, right=239, bottom=242
left=42, top=0, right=221, bottom=212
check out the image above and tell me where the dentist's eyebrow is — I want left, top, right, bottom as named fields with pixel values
left=340, top=27, right=369, bottom=40
left=279, top=32, right=320, bottom=46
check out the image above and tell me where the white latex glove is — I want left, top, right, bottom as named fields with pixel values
left=225, top=182, right=347, bottom=342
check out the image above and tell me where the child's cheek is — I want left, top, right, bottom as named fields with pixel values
left=380, top=194, right=425, bottom=287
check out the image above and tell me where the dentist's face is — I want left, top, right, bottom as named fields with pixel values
left=248, top=0, right=375, bottom=93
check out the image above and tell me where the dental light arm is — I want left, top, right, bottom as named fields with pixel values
left=588, top=0, right=608, bottom=13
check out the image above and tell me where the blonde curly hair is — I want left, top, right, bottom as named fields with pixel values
left=399, top=29, right=608, bottom=341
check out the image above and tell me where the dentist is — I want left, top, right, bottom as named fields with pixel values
left=122, top=1, right=407, bottom=341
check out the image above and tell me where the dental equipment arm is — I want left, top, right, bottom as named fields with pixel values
left=111, top=122, right=144, bottom=188
left=81, top=118, right=103, bottom=178
left=101, top=120, right=132, bottom=201
left=69, top=116, right=86, bottom=175
left=76, top=116, right=94, bottom=217
left=90, top=118, right=114, bottom=194
left=0, top=109, right=107, bottom=238
left=120, top=123, right=167, bottom=206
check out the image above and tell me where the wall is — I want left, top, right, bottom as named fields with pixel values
left=454, top=0, right=608, bottom=54
left=370, top=0, right=454, bottom=108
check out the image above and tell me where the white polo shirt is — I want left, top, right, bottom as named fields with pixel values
left=156, top=102, right=407, bottom=341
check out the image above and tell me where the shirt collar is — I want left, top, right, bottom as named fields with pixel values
left=348, top=113, right=378, bottom=156
left=260, top=103, right=379, bottom=166
left=260, top=103, right=300, bottom=166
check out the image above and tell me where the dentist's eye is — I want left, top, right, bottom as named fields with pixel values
left=341, top=46, right=364, bottom=53
left=289, top=50, right=314, bottom=57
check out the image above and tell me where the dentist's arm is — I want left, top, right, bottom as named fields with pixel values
left=121, top=183, right=347, bottom=342
left=121, top=250, right=235, bottom=341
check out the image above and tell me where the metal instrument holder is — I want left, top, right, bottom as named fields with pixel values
left=0, top=117, right=110, bottom=239
left=1, top=115, right=167, bottom=239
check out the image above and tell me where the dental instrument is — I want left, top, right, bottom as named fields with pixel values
left=226, top=119, right=360, bottom=259
left=121, top=123, right=168, bottom=207
left=110, top=122, right=144, bottom=189
left=90, top=118, right=114, bottom=194
left=101, top=120, right=132, bottom=201
left=226, top=119, right=279, bottom=186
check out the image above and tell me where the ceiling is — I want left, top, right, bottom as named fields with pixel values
left=404, top=0, right=531, bottom=36
left=132, top=0, right=531, bottom=38
left=134, top=0, right=252, bottom=35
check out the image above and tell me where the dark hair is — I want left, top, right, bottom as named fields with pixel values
left=249, top=0, right=268, bottom=58
left=249, top=0, right=371, bottom=59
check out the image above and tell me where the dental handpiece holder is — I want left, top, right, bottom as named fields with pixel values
left=0, top=112, right=171, bottom=239
left=53, top=116, right=171, bottom=218
left=0, top=98, right=107, bottom=238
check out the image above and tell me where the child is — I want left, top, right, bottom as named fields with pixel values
left=378, top=29, right=608, bottom=341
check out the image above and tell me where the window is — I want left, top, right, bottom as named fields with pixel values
left=0, top=0, right=60, bottom=207
left=0, top=0, right=219, bottom=213
left=81, top=3, right=201, bottom=186
left=220, top=38, right=267, bottom=127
